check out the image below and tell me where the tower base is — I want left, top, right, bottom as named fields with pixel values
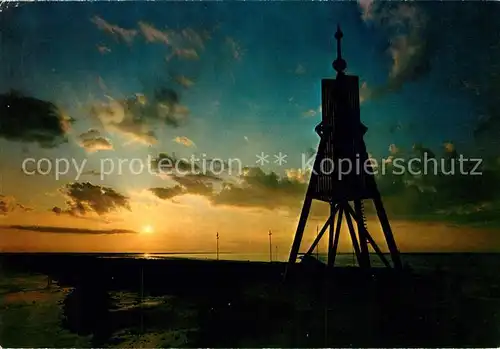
left=285, top=196, right=402, bottom=279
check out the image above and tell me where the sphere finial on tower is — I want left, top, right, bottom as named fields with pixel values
left=332, top=24, right=347, bottom=74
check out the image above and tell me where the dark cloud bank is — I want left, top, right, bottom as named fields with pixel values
left=148, top=146, right=500, bottom=228
left=89, top=87, right=189, bottom=145
left=5, top=225, right=137, bottom=235
left=53, top=182, right=130, bottom=217
left=0, top=90, right=72, bottom=148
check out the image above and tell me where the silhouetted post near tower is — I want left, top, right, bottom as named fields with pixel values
left=269, top=230, right=273, bottom=262
left=216, top=232, right=219, bottom=260
left=316, top=225, right=320, bottom=260
left=285, top=25, right=402, bottom=278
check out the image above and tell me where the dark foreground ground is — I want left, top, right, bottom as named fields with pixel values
left=1, top=253, right=499, bottom=347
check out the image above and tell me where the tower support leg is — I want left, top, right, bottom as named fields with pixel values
left=354, top=200, right=371, bottom=268
left=328, top=204, right=343, bottom=268
left=343, top=204, right=364, bottom=268
left=343, top=203, right=391, bottom=268
left=372, top=194, right=403, bottom=269
left=364, top=229, right=391, bottom=268
left=286, top=194, right=313, bottom=279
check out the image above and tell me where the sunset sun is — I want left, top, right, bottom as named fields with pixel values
left=141, top=225, right=155, bottom=234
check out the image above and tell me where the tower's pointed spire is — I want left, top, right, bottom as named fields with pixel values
left=332, top=24, right=347, bottom=75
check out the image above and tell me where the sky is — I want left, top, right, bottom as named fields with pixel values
left=1, top=1, right=500, bottom=256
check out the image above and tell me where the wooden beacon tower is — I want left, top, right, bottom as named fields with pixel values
left=287, top=26, right=402, bottom=273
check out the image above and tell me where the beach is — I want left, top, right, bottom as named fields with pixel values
left=1, top=252, right=500, bottom=347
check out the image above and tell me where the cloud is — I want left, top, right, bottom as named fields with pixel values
left=149, top=186, right=184, bottom=200
left=225, top=37, right=244, bottom=61
left=443, top=142, right=457, bottom=156
left=443, top=142, right=456, bottom=153
left=54, top=182, right=130, bottom=216
left=171, top=174, right=216, bottom=197
left=149, top=173, right=221, bottom=200
left=388, top=144, right=400, bottom=155
left=174, top=75, right=195, bottom=88
left=389, top=121, right=404, bottom=134
left=359, top=81, right=370, bottom=104
left=138, top=22, right=211, bottom=53
left=302, top=109, right=317, bottom=117
left=97, top=76, right=109, bottom=92
left=150, top=153, right=230, bottom=181
left=0, top=90, right=72, bottom=148
left=138, top=21, right=171, bottom=45
left=285, top=168, right=311, bottom=184
left=367, top=142, right=500, bottom=227
left=6, top=225, right=137, bottom=235
left=97, top=45, right=111, bottom=54
left=79, top=128, right=101, bottom=139
left=360, top=3, right=500, bottom=156
left=358, top=0, right=375, bottom=21
left=139, top=146, right=500, bottom=228
left=80, top=137, right=113, bottom=152
left=150, top=152, right=200, bottom=174
left=91, top=15, right=138, bottom=44
left=81, top=169, right=102, bottom=176
left=151, top=87, right=190, bottom=125
left=90, top=87, right=189, bottom=145
left=166, top=48, right=199, bottom=61
left=202, top=148, right=500, bottom=227
left=173, top=136, right=195, bottom=147
left=357, top=2, right=430, bottom=100
left=0, top=1, right=20, bottom=13
left=212, top=167, right=306, bottom=210
left=130, top=144, right=495, bottom=228
left=182, top=28, right=207, bottom=50
left=294, top=64, right=306, bottom=75
left=412, top=143, right=436, bottom=158
left=0, top=195, right=31, bottom=215
left=78, top=128, right=113, bottom=153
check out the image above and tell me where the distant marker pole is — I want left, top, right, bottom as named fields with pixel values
left=269, top=230, right=273, bottom=262
left=316, top=225, right=319, bottom=260
left=216, top=232, right=219, bottom=260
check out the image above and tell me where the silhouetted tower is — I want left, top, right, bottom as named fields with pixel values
left=286, top=25, right=402, bottom=273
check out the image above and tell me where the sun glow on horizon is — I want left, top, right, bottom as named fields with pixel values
left=141, top=225, right=155, bottom=234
